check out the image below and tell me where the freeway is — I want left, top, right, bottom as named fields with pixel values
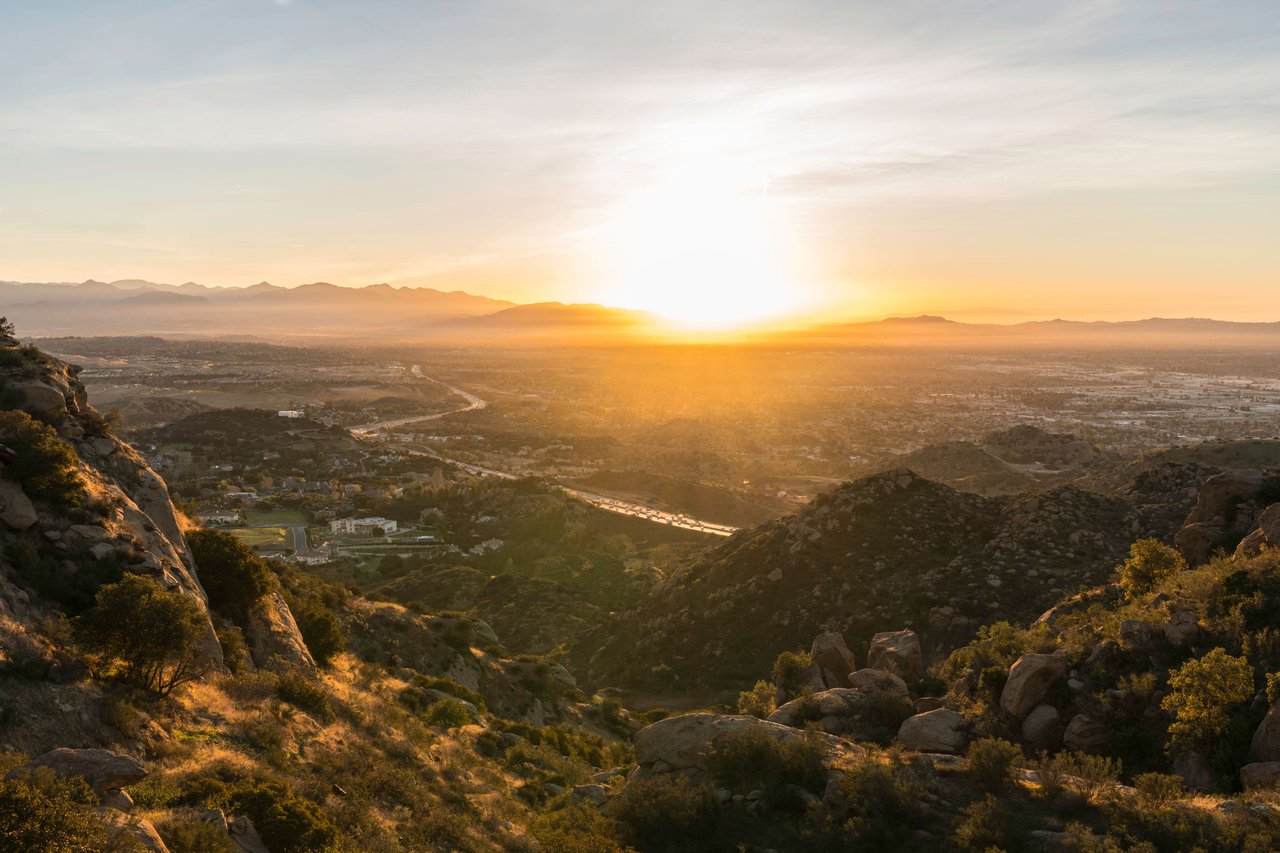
left=353, top=367, right=739, bottom=538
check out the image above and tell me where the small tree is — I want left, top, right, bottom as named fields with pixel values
left=75, top=574, right=210, bottom=694
left=1118, top=538, right=1187, bottom=599
left=187, top=529, right=272, bottom=618
left=1161, top=647, right=1253, bottom=754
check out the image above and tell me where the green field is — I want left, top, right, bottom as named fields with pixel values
left=231, top=527, right=289, bottom=550
left=243, top=509, right=309, bottom=526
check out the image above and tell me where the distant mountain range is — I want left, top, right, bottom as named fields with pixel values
left=4, top=279, right=1280, bottom=346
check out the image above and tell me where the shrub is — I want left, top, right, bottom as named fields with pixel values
left=532, top=802, right=629, bottom=853
left=0, top=767, right=108, bottom=852
left=1052, top=751, right=1122, bottom=804
left=400, top=674, right=486, bottom=714
left=827, top=760, right=921, bottom=848
left=187, top=530, right=272, bottom=619
left=609, top=774, right=716, bottom=851
left=967, top=737, right=1022, bottom=792
left=1161, top=647, right=1253, bottom=753
left=705, top=727, right=827, bottom=809
left=737, top=679, right=775, bottom=718
left=224, top=780, right=336, bottom=853
left=275, top=670, right=335, bottom=723
left=4, top=537, right=124, bottom=616
left=1134, top=772, right=1185, bottom=808
left=1118, top=538, right=1187, bottom=599
left=161, top=818, right=240, bottom=853
left=284, top=594, right=345, bottom=667
left=214, top=622, right=251, bottom=675
left=422, top=698, right=474, bottom=729
left=953, top=794, right=1010, bottom=851
left=772, top=650, right=813, bottom=702
left=75, top=574, right=210, bottom=694
left=0, top=410, right=84, bottom=509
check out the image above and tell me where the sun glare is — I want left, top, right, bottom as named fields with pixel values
left=598, top=157, right=802, bottom=329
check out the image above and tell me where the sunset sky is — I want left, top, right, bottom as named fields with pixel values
left=3, top=1, right=1278, bottom=323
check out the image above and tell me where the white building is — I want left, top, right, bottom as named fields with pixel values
left=330, top=516, right=398, bottom=536
left=278, top=410, right=305, bottom=419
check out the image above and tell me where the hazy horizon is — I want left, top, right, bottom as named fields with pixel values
left=5, top=1, right=1280, bottom=325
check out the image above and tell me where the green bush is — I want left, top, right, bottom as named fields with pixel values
left=1161, top=647, right=1253, bottom=754
left=161, top=818, right=240, bottom=853
left=75, top=574, right=210, bottom=694
left=705, top=727, right=827, bottom=809
left=423, top=698, right=474, bottom=729
left=609, top=774, right=716, bottom=852
left=284, top=594, right=345, bottom=667
left=967, top=737, right=1022, bottom=792
left=953, top=794, right=1010, bottom=851
left=0, top=410, right=84, bottom=510
left=824, top=760, right=922, bottom=849
left=188, top=530, right=272, bottom=619
left=772, top=650, right=813, bottom=702
left=399, top=674, right=486, bottom=714
left=1118, top=538, right=1187, bottom=599
left=224, top=780, right=337, bottom=853
left=0, top=767, right=108, bottom=852
left=737, top=679, right=775, bottom=718
left=532, top=802, right=630, bottom=853
left=4, top=537, right=124, bottom=615
left=275, top=670, right=335, bottom=723
left=1133, top=771, right=1185, bottom=808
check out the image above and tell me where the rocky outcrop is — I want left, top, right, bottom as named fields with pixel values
left=1000, top=654, right=1067, bottom=719
left=633, top=712, right=860, bottom=776
left=1250, top=701, right=1280, bottom=762
left=5, top=747, right=146, bottom=809
left=1021, top=704, right=1064, bottom=751
left=244, top=589, right=317, bottom=672
left=810, top=631, right=858, bottom=688
left=768, top=670, right=912, bottom=737
left=1175, top=469, right=1275, bottom=565
left=1063, top=713, right=1111, bottom=755
left=867, top=629, right=924, bottom=684
left=1241, top=762, right=1280, bottom=791
left=897, top=708, right=967, bottom=754
left=0, top=479, right=37, bottom=529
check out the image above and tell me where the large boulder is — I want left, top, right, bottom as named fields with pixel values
left=847, top=668, right=911, bottom=702
left=1063, top=714, right=1110, bottom=754
left=1176, top=469, right=1267, bottom=564
left=897, top=708, right=967, bottom=754
left=15, top=381, right=70, bottom=420
left=229, top=815, right=271, bottom=853
left=634, top=712, right=859, bottom=776
left=1020, top=703, right=1064, bottom=751
left=1250, top=701, right=1280, bottom=762
left=244, top=589, right=317, bottom=672
left=1172, top=751, right=1214, bottom=792
left=1163, top=610, right=1202, bottom=646
left=867, top=629, right=924, bottom=684
left=0, top=479, right=37, bottom=530
left=5, top=748, right=147, bottom=796
left=99, top=811, right=169, bottom=853
left=1241, top=762, right=1280, bottom=791
left=810, top=632, right=858, bottom=688
left=999, top=654, right=1068, bottom=719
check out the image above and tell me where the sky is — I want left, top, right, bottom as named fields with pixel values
left=2, top=0, right=1278, bottom=323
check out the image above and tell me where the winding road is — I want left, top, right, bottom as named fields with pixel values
left=353, top=366, right=738, bottom=537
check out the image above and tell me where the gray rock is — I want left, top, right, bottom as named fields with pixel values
left=634, top=712, right=859, bottom=776
left=0, top=480, right=37, bottom=530
left=6, top=748, right=147, bottom=795
left=1063, top=714, right=1110, bottom=754
left=15, top=381, right=69, bottom=420
left=229, top=815, right=271, bottom=853
left=1241, top=762, right=1280, bottom=791
left=867, top=629, right=924, bottom=684
left=1000, top=654, right=1067, bottom=719
left=1172, top=751, right=1214, bottom=792
left=1251, top=700, right=1280, bottom=761
left=898, top=709, right=967, bottom=754
left=1021, top=704, right=1063, bottom=751
left=810, top=632, right=858, bottom=688
left=1163, top=610, right=1202, bottom=646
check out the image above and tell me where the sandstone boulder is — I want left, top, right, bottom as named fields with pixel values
left=897, top=708, right=967, bottom=754
left=1250, top=700, right=1280, bottom=762
left=99, top=811, right=169, bottom=853
left=15, top=381, right=69, bottom=420
left=635, top=712, right=859, bottom=775
left=810, top=632, right=858, bottom=688
left=229, top=815, right=271, bottom=853
left=244, top=589, right=317, bottom=672
left=1021, top=703, right=1063, bottom=751
left=6, top=748, right=147, bottom=795
left=867, top=629, right=924, bottom=684
left=0, top=480, right=37, bottom=530
left=1241, top=762, right=1280, bottom=791
left=999, top=654, right=1067, bottom=719
left=1172, top=751, right=1214, bottom=792
left=1163, top=610, right=1202, bottom=646
left=1063, top=714, right=1110, bottom=754
left=847, top=668, right=910, bottom=702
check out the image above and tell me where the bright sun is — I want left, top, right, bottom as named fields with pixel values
left=597, top=157, right=801, bottom=329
